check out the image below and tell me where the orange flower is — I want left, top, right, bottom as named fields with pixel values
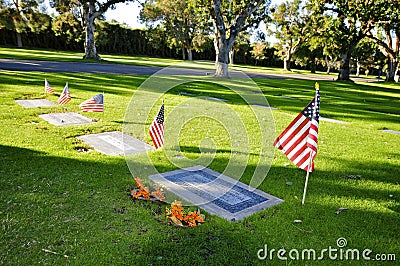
left=184, top=210, right=204, bottom=227
left=132, top=187, right=151, bottom=199
left=132, top=177, right=151, bottom=199
left=135, top=177, right=145, bottom=190
left=151, top=189, right=165, bottom=201
left=171, top=201, right=184, bottom=221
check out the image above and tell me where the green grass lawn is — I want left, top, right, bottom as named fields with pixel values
left=0, top=46, right=184, bottom=67
left=0, top=60, right=399, bottom=264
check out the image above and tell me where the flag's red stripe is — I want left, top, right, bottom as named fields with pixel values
left=288, top=142, right=307, bottom=163
left=150, top=127, right=162, bottom=147
left=58, top=95, right=71, bottom=104
left=295, top=150, right=311, bottom=170
left=282, top=127, right=309, bottom=156
left=149, top=130, right=161, bottom=149
left=149, top=122, right=164, bottom=149
left=275, top=116, right=309, bottom=149
left=275, top=113, right=303, bottom=141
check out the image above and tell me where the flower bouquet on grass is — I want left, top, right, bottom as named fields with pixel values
left=166, top=200, right=205, bottom=228
left=129, top=178, right=205, bottom=228
left=130, top=177, right=165, bottom=202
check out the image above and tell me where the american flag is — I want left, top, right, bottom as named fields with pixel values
left=44, top=79, right=54, bottom=94
left=149, top=104, right=164, bottom=149
left=79, top=94, right=104, bottom=112
left=274, top=89, right=320, bottom=172
left=58, top=83, right=71, bottom=104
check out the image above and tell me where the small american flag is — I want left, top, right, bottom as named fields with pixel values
left=58, top=83, right=71, bottom=105
left=274, top=89, right=320, bottom=172
left=149, top=103, right=164, bottom=149
left=45, top=79, right=54, bottom=94
left=79, top=94, right=104, bottom=112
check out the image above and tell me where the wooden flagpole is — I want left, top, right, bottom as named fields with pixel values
left=301, top=82, right=319, bottom=205
left=302, top=150, right=313, bottom=205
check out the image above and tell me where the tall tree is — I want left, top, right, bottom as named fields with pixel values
left=365, top=1, right=400, bottom=81
left=311, top=0, right=389, bottom=81
left=306, top=15, right=341, bottom=75
left=352, top=39, right=379, bottom=77
left=198, top=0, right=270, bottom=77
left=51, top=4, right=85, bottom=45
left=269, top=0, right=313, bottom=71
left=50, top=0, right=136, bottom=60
left=0, top=0, right=50, bottom=47
left=140, top=0, right=209, bottom=61
left=250, top=42, right=266, bottom=65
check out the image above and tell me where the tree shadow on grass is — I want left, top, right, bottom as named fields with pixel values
left=1, top=144, right=399, bottom=265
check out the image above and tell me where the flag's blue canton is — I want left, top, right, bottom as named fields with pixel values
left=156, top=105, right=164, bottom=124
left=302, top=92, right=320, bottom=121
left=93, top=94, right=104, bottom=104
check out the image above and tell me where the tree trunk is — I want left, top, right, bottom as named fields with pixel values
left=215, top=42, right=230, bottom=77
left=326, top=65, right=331, bottom=75
left=310, top=54, right=316, bottom=73
left=356, top=59, right=361, bottom=76
left=214, top=31, right=219, bottom=66
left=283, top=53, right=291, bottom=71
left=338, top=48, right=353, bottom=81
left=16, top=32, right=22, bottom=48
left=83, top=3, right=101, bottom=60
left=187, top=48, right=193, bottom=61
left=229, top=49, right=234, bottom=64
left=182, top=48, right=186, bottom=60
left=386, top=58, right=398, bottom=81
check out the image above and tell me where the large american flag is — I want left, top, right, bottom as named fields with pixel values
left=274, top=90, right=320, bottom=172
left=149, top=104, right=164, bottom=149
left=57, top=83, right=71, bottom=104
left=79, top=94, right=104, bottom=112
left=45, top=79, right=54, bottom=94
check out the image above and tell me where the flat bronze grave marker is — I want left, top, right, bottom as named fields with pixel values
left=150, top=165, right=283, bottom=221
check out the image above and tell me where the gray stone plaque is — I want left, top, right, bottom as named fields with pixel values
left=16, top=99, right=56, bottom=108
left=149, top=165, right=283, bottom=221
left=77, top=131, right=154, bottom=156
left=179, top=91, right=195, bottom=96
left=319, top=116, right=350, bottom=124
left=381, top=129, right=400, bottom=135
left=205, top=96, right=228, bottom=102
left=251, top=104, right=278, bottom=110
left=39, top=112, right=92, bottom=126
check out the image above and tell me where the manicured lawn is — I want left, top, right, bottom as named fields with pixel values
left=0, top=46, right=184, bottom=67
left=0, top=67, right=399, bottom=265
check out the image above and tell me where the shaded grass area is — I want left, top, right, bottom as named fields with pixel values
left=0, top=70, right=399, bottom=265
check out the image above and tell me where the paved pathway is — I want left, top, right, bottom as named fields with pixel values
left=0, top=58, right=382, bottom=82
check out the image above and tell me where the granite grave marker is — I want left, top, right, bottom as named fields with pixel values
left=77, top=131, right=154, bottom=156
left=16, top=99, right=56, bottom=108
left=39, top=112, right=92, bottom=126
left=149, top=165, right=283, bottom=221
